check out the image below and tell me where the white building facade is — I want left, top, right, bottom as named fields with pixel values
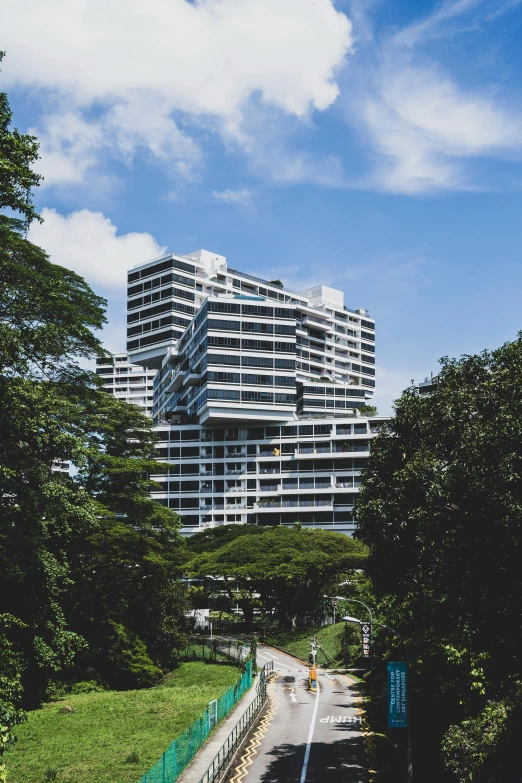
left=96, top=352, right=156, bottom=416
left=126, top=249, right=382, bottom=536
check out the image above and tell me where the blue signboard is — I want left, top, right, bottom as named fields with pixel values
left=388, top=662, right=408, bottom=728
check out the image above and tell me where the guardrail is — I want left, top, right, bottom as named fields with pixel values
left=197, top=661, right=274, bottom=783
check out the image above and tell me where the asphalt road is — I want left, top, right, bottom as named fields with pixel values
left=226, top=644, right=367, bottom=783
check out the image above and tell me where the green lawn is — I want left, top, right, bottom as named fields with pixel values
left=266, top=622, right=346, bottom=666
left=6, top=662, right=240, bottom=783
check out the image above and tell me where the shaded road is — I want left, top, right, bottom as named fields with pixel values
left=227, top=644, right=367, bottom=783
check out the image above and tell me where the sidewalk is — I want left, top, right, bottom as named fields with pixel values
left=175, top=671, right=263, bottom=783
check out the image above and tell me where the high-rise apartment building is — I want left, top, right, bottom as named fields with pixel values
left=95, top=352, right=156, bottom=416
left=127, top=249, right=383, bottom=536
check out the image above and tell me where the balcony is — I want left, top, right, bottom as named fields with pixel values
left=295, top=445, right=369, bottom=458
left=183, top=372, right=201, bottom=387
left=225, top=469, right=244, bottom=475
left=255, top=499, right=333, bottom=511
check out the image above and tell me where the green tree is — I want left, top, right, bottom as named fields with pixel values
left=67, top=394, right=187, bottom=686
left=0, top=62, right=107, bottom=748
left=355, top=337, right=522, bottom=780
left=0, top=65, right=185, bottom=731
left=0, top=52, right=42, bottom=228
left=188, top=526, right=367, bottom=630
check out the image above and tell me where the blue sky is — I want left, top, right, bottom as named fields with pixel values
left=3, top=0, right=522, bottom=413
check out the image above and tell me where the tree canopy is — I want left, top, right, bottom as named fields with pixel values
left=355, top=336, right=522, bottom=781
left=188, top=526, right=368, bottom=629
left=0, top=67, right=187, bottom=783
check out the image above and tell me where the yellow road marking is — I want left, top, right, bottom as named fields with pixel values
left=228, top=681, right=280, bottom=783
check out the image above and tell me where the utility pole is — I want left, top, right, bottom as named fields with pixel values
left=309, top=635, right=318, bottom=691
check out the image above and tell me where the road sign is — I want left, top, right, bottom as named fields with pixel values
left=388, top=662, right=408, bottom=728
left=361, top=622, right=371, bottom=658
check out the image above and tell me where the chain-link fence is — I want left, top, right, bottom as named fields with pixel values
left=138, top=660, right=253, bottom=783
left=180, top=637, right=256, bottom=668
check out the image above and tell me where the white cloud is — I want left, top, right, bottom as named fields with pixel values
left=3, top=0, right=353, bottom=184
left=212, top=188, right=256, bottom=210
left=30, top=111, right=104, bottom=186
left=344, top=0, right=522, bottom=193
left=360, top=63, right=522, bottom=193
left=28, top=208, right=166, bottom=290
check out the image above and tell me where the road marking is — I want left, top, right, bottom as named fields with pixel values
left=299, top=680, right=320, bottom=783
left=319, top=715, right=362, bottom=724
left=291, top=693, right=297, bottom=703
left=228, top=684, right=279, bottom=783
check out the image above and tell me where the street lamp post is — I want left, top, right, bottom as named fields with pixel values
left=340, top=597, right=373, bottom=659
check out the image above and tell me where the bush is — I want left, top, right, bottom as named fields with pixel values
left=441, top=700, right=509, bottom=782
left=44, top=680, right=105, bottom=701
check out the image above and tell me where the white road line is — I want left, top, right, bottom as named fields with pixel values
left=299, top=683, right=320, bottom=783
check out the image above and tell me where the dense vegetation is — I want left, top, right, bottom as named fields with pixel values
left=186, top=524, right=368, bottom=630
left=0, top=61, right=190, bottom=781
left=355, top=340, right=522, bottom=782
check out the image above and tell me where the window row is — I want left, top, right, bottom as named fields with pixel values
left=128, top=285, right=196, bottom=310
left=300, top=386, right=367, bottom=397
left=204, top=336, right=296, bottom=352
left=151, top=457, right=368, bottom=475
left=155, top=422, right=371, bottom=442
left=300, top=399, right=366, bottom=409
left=127, top=328, right=183, bottom=351
left=128, top=257, right=195, bottom=283
left=205, top=354, right=295, bottom=370
left=206, top=319, right=296, bottom=335
left=194, top=388, right=296, bottom=404
left=204, top=371, right=296, bottom=387
left=127, top=299, right=195, bottom=323
left=127, top=314, right=190, bottom=337
left=207, top=302, right=295, bottom=319
left=128, top=271, right=195, bottom=297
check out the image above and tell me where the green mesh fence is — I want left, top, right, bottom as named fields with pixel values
left=180, top=637, right=255, bottom=667
left=138, top=660, right=253, bottom=783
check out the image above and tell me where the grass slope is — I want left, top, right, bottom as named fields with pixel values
left=6, top=662, right=240, bottom=783
left=266, top=622, right=345, bottom=666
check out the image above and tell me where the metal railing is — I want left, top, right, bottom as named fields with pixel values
left=197, top=661, right=274, bottom=783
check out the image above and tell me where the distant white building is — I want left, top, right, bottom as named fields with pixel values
left=95, top=352, right=156, bottom=416
left=125, top=249, right=381, bottom=536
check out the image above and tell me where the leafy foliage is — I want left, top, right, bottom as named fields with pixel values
left=442, top=698, right=509, bottom=783
left=355, top=337, right=522, bottom=779
left=0, top=52, right=42, bottom=227
left=0, top=221, right=106, bottom=380
left=188, top=526, right=368, bottom=629
left=0, top=72, right=188, bottom=783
